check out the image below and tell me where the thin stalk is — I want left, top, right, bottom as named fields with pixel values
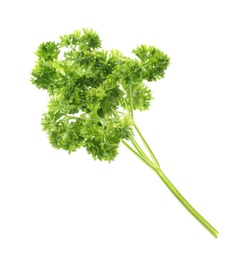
left=122, top=140, right=156, bottom=171
left=130, top=138, right=154, bottom=167
left=155, top=167, right=218, bottom=238
left=124, top=123, right=219, bottom=238
left=128, top=85, right=134, bottom=119
left=124, top=83, right=218, bottom=237
left=133, top=122, right=160, bottom=168
left=66, top=116, right=81, bottom=120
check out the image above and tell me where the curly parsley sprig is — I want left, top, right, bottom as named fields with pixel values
left=30, top=28, right=218, bottom=237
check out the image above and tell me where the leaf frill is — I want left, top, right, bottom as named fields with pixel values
left=30, top=28, right=170, bottom=161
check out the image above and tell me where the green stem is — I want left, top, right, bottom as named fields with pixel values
left=66, top=116, right=80, bottom=120
left=122, top=140, right=156, bottom=171
left=154, top=167, right=219, bottom=238
left=124, top=123, right=219, bottom=238
left=130, top=138, right=154, bottom=167
left=133, top=122, right=160, bottom=168
left=128, top=85, right=134, bottom=119
left=124, top=83, right=218, bottom=237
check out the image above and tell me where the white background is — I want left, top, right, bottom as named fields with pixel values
left=1, top=0, right=243, bottom=259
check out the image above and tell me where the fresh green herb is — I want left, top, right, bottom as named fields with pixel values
left=30, top=28, right=218, bottom=237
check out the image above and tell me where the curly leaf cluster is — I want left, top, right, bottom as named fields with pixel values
left=30, top=28, right=170, bottom=161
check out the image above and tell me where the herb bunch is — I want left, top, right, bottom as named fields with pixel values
left=31, top=28, right=218, bottom=237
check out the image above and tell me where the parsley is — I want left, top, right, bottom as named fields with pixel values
left=30, top=28, right=218, bottom=237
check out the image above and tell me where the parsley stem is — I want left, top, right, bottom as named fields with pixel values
left=125, top=122, right=219, bottom=238
left=122, top=140, right=156, bottom=171
left=130, top=138, right=154, bottom=167
left=128, top=85, right=134, bottom=119
left=155, top=167, right=219, bottom=238
left=133, top=122, right=160, bottom=168
left=65, top=116, right=80, bottom=120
